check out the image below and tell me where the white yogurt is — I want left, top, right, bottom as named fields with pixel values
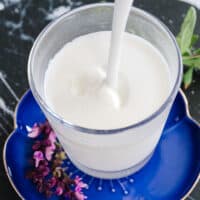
left=44, top=31, right=171, bottom=130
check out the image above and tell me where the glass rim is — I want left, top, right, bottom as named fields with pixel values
left=28, top=3, right=183, bottom=135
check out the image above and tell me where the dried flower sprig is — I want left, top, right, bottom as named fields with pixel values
left=26, top=121, right=87, bottom=200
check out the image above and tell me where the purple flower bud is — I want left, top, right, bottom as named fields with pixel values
left=75, top=191, right=87, bottom=200
left=33, top=151, right=44, bottom=168
left=47, top=177, right=57, bottom=188
left=37, top=164, right=50, bottom=177
left=26, top=121, right=87, bottom=200
left=32, top=141, right=42, bottom=150
left=74, top=176, right=88, bottom=190
left=42, top=167, right=50, bottom=177
left=44, top=121, right=52, bottom=135
left=57, top=181, right=65, bottom=189
left=55, top=186, right=63, bottom=196
left=45, top=146, right=55, bottom=161
left=42, top=139, right=51, bottom=147
left=33, top=177, right=41, bottom=184
left=45, top=127, right=51, bottom=135
left=40, top=160, right=48, bottom=166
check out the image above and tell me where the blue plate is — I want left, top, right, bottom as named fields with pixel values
left=3, top=90, right=200, bottom=200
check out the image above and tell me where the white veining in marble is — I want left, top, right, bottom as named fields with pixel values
left=46, top=6, right=71, bottom=20
left=5, top=20, right=22, bottom=30
left=180, top=0, right=200, bottom=9
left=20, top=33, right=34, bottom=42
left=0, top=72, right=19, bottom=102
left=0, top=123, right=8, bottom=135
left=3, top=0, right=21, bottom=7
left=0, top=2, right=5, bottom=11
left=0, top=98, right=14, bottom=116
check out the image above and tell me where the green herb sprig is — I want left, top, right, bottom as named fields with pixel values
left=176, top=7, right=200, bottom=89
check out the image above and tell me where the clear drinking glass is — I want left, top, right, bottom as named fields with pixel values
left=28, top=3, right=182, bottom=179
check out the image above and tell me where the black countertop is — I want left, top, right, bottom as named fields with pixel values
left=0, top=0, right=199, bottom=199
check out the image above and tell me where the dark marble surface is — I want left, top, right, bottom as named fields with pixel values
left=0, top=0, right=199, bottom=199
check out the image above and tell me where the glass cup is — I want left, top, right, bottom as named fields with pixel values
left=28, top=3, right=182, bottom=179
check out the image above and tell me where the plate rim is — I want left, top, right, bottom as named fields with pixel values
left=3, top=89, right=200, bottom=200
left=2, top=89, right=31, bottom=200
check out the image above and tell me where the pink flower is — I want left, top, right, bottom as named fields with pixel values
left=44, top=121, right=52, bottom=135
left=45, top=146, right=55, bottom=161
left=49, top=131, right=56, bottom=143
left=28, top=123, right=41, bottom=138
left=55, top=186, right=63, bottom=196
left=33, top=151, right=44, bottom=168
left=75, top=176, right=88, bottom=190
left=74, top=176, right=88, bottom=200
left=75, top=191, right=87, bottom=200
left=45, top=131, right=56, bottom=161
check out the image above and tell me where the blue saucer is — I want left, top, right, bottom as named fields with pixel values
left=3, top=90, right=200, bottom=200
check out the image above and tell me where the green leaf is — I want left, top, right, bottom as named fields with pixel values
left=183, top=57, right=200, bottom=69
left=193, top=48, right=200, bottom=55
left=183, top=68, right=194, bottom=89
left=176, top=7, right=197, bottom=54
left=190, top=34, right=199, bottom=47
left=182, top=52, right=191, bottom=57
